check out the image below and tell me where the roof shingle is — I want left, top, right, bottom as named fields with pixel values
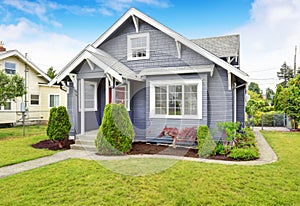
left=191, top=34, right=240, bottom=58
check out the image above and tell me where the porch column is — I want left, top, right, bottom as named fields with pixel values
left=105, top=78, right=109, bottom=105
left=112, top=78, right=116, bottom=103
left=80, top=79, right=85, bottom=134
left=233, top=83, right=237, bottom=123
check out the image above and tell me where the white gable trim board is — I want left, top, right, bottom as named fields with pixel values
left=0, top=50, right=51, bottom=82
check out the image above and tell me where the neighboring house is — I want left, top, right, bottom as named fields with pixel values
left=0, top=45, right=67, bottom=125
left=50, top=8, right=249, bottom=141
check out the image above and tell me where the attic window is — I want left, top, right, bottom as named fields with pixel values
left=127, top=33, right=149, bottom=60
left=5, top=61, right=16, bottom=74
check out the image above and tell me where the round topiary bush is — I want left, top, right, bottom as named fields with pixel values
left=95, top=103, right=135, bottom=155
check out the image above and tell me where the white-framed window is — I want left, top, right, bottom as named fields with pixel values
left=150, top=79, right=202, bottom=119
left=127, top=33, right=150, bottom=60
left=1, top=101, right=12, bottom=110
left=49, top=94, right=60, bottom=108
left=5, top=61, right=16, bottom=74
left=79, top=80, right=97, bottom=111
left=30, top=94, right=40, bottom=105
left=115, top=81, right=130, bottom=110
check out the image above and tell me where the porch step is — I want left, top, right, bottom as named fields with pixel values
left=71, top=144, right=97, bottom=152
left=70, top=131, right=97, bottom=152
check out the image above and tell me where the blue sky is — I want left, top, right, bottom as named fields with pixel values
left=1, top=0, right=300, bottom=90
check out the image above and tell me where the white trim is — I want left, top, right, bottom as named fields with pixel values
left=0, top=50, right=51, bottom=81
left=149, top=79, right=202, bottom=119
left=233, top=83, right=237, bottom=122
left=2, top=101, right=12, bottom=111
left=80, top=79, right=85, bottom=135
left=127, top=33, right=150, bottom=61
left=48, top=93, right=60, bottom=108
left=4, top=60, right=17, bottom=75
left=175, top=40, right=181, bottom=59
left=132, top=15, right=139, bottom=33
left=78, top=80, right=98, bottom=112
left=228, top=71, right=232, bottom=90
left=114, top=80, right=131, bottom=111
left=49, top=46, right=123, bottom=86
left=86, top=59, right=94, bottom=70
left=92, top=8, right=248, bottom=82
left=138, top=65, right=214, bottom=77
left=127, top=81, right=131, bottom=111
left=105, top=77, right=109, bottom=105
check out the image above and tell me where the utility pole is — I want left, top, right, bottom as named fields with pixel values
left=294, top=45, right=297, bottom=77
left=22, top=53, right=29, bottom=136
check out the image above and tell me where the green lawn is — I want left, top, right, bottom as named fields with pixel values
left=0, top=125, right=47, bottom=140
left=0, top=125, right=57, bottom=167
left=0, top=131, right=299, bottom=205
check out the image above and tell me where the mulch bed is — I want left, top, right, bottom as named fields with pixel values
left=129, top=142, right=199, bottom=158
left=32, top=139, right=75, bottom=150
left=31, top=140, right=235, bottom=161
left=129, top=142, right=235, bottom=161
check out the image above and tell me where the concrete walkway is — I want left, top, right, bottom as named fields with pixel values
left=0, top=128, right=281, bottom=178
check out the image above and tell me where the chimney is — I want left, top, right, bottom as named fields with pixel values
left=0, top=41, right=6, bottom=52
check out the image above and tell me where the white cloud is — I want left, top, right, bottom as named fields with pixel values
left=235, top=0, right=300, bottom=91
left=2, top=0, right=97, bottom=27
left=0, top=19, right=85, bottom=72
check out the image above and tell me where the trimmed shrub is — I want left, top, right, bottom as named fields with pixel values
left=46, top=106, right=71, bottom=148
left=228, top=148, right=259, bottom=161
left=214, top=142, right=225, bottom=155
left=95, top=104, right=134, bottom=154
left=262, top=111, right=285, bottom=127
left=197, top=125, right=216, bottom=157
left=47, top=107, right=57, bottom=139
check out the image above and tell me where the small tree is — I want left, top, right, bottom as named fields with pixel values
left=248, top=82, right=262, bottom=97
left=277, top=62, right=294, bottom=88
left=95, top=104, right=134, bottom=154
left=47, top=67, right=56, bottom=79
left=285, top=75, right=300, bottom=128
left=0, top=70, right=26, bottom=106
left=274, top=75, right=300, bottom=128
left=265, top=87, right=275, bottom=106
left=47, top=106, right=71, bottom=148
left=274, top=84, right=286, bottom=111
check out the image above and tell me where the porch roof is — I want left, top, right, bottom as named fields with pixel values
left=49, top=45, right=141, bottom=86
left=86, top=46, right=141, bottom=81
left=138, top=64, right=215, bottom=77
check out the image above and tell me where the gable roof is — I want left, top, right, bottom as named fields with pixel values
left=0, top=50, right=51, bottom=82
left=191, top=34, right=240, bottom=58
left=92, top=8, right=248, bottom=82
left=52, top=8, right=248, bottom=85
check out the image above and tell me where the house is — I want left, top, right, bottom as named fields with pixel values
left=50, top=8, right=248, bottom=142
left=0, top=44, right=67, bottom=125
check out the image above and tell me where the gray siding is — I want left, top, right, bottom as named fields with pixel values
left=208, top=66, right=233, bottom=131
left=236, top=86, right=245, bottom=126
left=99, top=19, right=212, bottom=72
left=67, top=82, right=78, bottom=136
left=145, top=74, right=208, bottom=139
left=130, top=81, right=146, bottom=140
